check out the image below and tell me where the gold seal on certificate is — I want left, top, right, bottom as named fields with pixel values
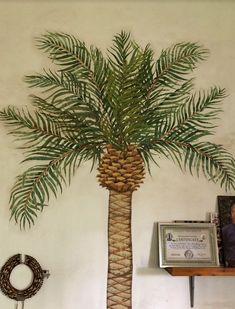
left=158, top=223, right=219, bottom=267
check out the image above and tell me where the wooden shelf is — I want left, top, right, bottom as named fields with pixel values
left=165, top=266, right=235, bottom=276
left=165, top=267, right=235, bottom=308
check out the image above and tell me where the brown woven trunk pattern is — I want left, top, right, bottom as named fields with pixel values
left=107, top=190, right=133, bottom=309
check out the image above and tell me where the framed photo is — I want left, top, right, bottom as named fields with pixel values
left=218, top=196, right=235, bottom=267
left=158, top=222, right=219, bottom=268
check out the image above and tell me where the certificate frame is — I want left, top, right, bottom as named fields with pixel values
left=158, top=222, right=219, bottom=268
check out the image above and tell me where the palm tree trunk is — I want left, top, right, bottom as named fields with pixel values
left=107, top=190, right=133, bottom=309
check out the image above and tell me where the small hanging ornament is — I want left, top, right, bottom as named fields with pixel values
left=0, top=254, right=50, bottom=308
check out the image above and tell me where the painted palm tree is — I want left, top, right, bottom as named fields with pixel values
left=1, top=31, right=235, bottom=308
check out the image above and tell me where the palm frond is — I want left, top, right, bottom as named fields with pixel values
left=156, top=42, right=208, bottom=86
left=141, top=139, right=235, bottom=191
left=108, top=31, right=133, bottom=67
left=10, top=147, right=82, bottom=228
left=0, top=106, right=75, bottom=148
left=90, top=46, right=110, bottom=96
left=36, top=32, right=110, bottom=111
left=25, top=71, right=100, bottom=117
left=161, top=87, right=225, bottom=143
left=141, top=139, right=183, bottom=170
left=30, top=95, right=103, bottom=140
left=183, top=142, right=235, bottom=191
left=106, top=32, right=152, bottom=146
left=146, top=42, right=208, bottom=101
left=25, top=70, right=80, bottom=102
left=135, top=44, right=155, bottom=99
left=141, top=86, right=226, bottom=166
left=36, top=32, right=92, bottom=73
left=156, top=78, right=194, bottom=112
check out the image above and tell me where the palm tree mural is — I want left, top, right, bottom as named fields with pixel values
left=1, top=31, right=235, bottom=309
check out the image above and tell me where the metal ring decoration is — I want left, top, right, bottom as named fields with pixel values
left=0, top=254, right=45, bottom=301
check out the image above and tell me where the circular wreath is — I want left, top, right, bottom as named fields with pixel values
left=0, top=254, right=44, bottom=301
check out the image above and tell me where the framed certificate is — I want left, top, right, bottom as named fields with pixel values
left=158, top=223, right=219, bottom=267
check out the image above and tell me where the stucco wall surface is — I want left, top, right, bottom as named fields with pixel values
left=0, top=1, right=235, bottom=308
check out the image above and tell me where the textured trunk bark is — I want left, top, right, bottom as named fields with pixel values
left=107, top=190, right=133, bottom=309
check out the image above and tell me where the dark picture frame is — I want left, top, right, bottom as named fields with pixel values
left=218, top=196, right=235, bottom=267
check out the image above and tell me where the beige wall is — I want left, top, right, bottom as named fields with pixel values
left=0, top=1, right=235, bottom=308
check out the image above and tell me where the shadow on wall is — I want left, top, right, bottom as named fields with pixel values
left=136, top=222, right=163, bottom=275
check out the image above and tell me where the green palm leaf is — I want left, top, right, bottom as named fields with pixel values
left=162, top=86, right=226, bottom=142
left=0, top=107, right=74, bottom=148
left=146, top=42, right=209, bottom=102
left=36, top=32, right=110, bottom=110
left=155, top=42, right=209, bottom=87
left=10, top=147, right=80, bottom=228
left=183, top=142, right=235, bottom=191
left=37, top=32, right=92, bottom=73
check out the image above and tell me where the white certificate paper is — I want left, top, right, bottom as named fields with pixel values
left=165, top=227, right=211, bottom=261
